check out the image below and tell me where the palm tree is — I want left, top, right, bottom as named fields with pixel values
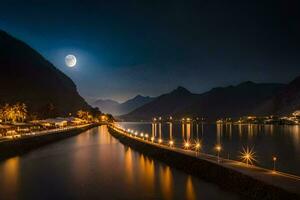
left=77, top=110, right=90, bottom=121
left=0, top=103, right=28, bottom=123
left=14, top=103, right=27, bottom=122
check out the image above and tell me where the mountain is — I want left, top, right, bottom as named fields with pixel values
left=121, top=86, right=199, bottom=120
left=0, top=30, right=92, bottom=118
left=121, top=83, right=285, bottom=121
left=118, top=95, right=154, bottom=115
left=256, top=76, right=300, bottom=115
left=92, top=95, right=154, bottom=115
left=181, top=82, right=285, bottom=120
left=92, top=99, right=120, bottom=114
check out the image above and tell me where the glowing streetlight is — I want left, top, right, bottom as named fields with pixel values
left=151, top=137, right=154, bottom=142
left=184, top=141, right=190, bottom=149
left=169, top=140, right=174, bottom=147
left=145, top=134, right=149, bottom=139
left=273, top=156, right=277, bottom=171
left=140, top=133, right=144, bottom=137
left=194, top=141, right=201, bottom=156
left=215, top=144, right=222, bottom=163
left=195, top=142, right=201, bottom=151
left=158, top=138, right=163, bottom=144
left=134, top=132, right=138, bottom=136
left=240, top=147, right=256, bottom=166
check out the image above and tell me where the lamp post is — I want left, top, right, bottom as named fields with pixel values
left=215, top=145, right=221, bottom=163
left=151, top=137, right=154, bottom=142
left=158, top=138, right=163, bottom=144
left=240, top=146, right=256, bottom=166
left=184, top=142, right=190, bottom=149
left=273, top=156, right=277, bottom=171
left=195, top=142, right=201, bottom=156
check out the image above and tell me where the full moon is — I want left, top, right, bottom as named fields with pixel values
left=65, top=54, right=77, bottom=67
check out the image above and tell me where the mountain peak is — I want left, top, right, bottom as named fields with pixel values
left=172, top=86, right=191, bottom=94
left=237, top=81, right=256, bottom=87
left=133, top=94, right=144, bottom=99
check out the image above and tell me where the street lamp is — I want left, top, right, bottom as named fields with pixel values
left=194, top=142, right=201, bottom=156
left=169, top=140, right=174, bottom=147
left=195, top=142, right=201, bottom=151
left=184, top=141, right=190, bottom=149
left=151, top=137, right=154, bottom=142
left=240, top=146, right=256, bottom=166
left=273, top=156, right=277, bottom=171
left=215, top=145, right=222, bottom=163
left=158, top=138, right=163, bottom=144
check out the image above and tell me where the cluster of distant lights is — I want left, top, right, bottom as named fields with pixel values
left=153, top=116, right=193, bottom=121
left=115, top=125, right=279, bottom=172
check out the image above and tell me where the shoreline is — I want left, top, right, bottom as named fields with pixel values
left=0, top=123, right=99, bottom=161
left=117, top=120, right=300, bottom=126
left=108, top=125, right=300, bottom=200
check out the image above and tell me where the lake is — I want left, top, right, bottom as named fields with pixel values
left=0, top=125, right=238, bottom=200
left=117, top=122, right=300, bottom=176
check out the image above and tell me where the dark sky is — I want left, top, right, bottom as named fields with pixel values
left=1, top=0, right=300, bottom=102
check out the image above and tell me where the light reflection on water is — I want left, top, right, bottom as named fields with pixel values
left=0, top=126, right=238, bottom=200
left=0, top=157, right=19, bottom=198
left=118, top=122, right=300, bottom=176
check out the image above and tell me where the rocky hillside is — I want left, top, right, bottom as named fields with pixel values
left=0, top=30, right=92, bottom=118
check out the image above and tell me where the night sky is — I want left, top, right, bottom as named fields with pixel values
left=1, top=0, right=300, bottom=102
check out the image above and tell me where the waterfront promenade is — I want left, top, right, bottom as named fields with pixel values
left=0, top=123, right=101, bottom=161
left=0, top=123, right=93, bottom=143
left=109, top=124, right=300, bottom=198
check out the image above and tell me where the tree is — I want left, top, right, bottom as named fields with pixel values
left=13, top=103, right=27, bottom=122
left=77, top=110, right=90, bottom=121
left=0, top=103, right=28, bottom=123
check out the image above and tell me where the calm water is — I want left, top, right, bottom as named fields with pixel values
left=117, top=122, right=300, bottom=176
left=0, top=126, right=238, bottom=200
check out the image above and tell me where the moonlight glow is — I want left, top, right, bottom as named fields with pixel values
left=65, top=54, right=77, bottom=67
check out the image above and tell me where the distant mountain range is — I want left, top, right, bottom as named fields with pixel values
left=120, top=81, right=298, bottom=121
left=92, top=95, right=154, bottom=116
left=0, top=30, right=93, bottom=118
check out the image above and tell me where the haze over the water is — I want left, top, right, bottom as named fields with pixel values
left=1, top=1, right=299, bottom=102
